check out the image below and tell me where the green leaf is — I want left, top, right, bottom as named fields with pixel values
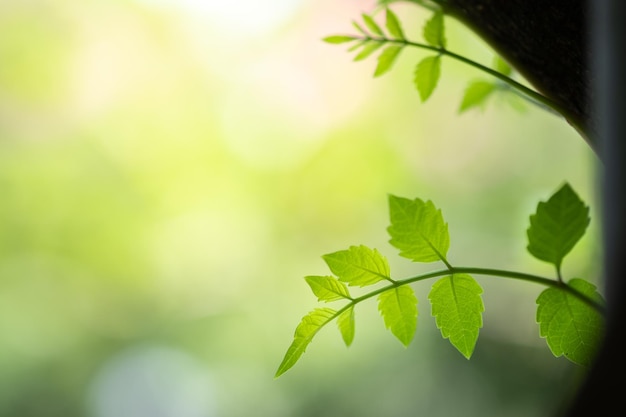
left=305, top=275, right=351, bottom=302
left=322, top=245, right=390, bottom=287
left=275, top=308, right=336, bottom=377
left=378, top=286, right=418, bottom=346
left=352, top=20, right=368, bottom=36
left=385, top=8, right=405, bottom=39
left=459, top=80, right=496, bottom=113
left=323, top=35, right=357, bottom=44
left=537, top=278, right=605, bottom=366
left=423, top=10, right=446, bottom=48
left=493, top=55, right=512, bottom=76
left=362, top=13, right=384, bottom=36
left=353, top=41, right=384, bottom=61
left=387, top=195, right=450, bottom=263
left=429, top=274, right=484, bottom=358
left=527, top=183, right=590, bottom=269
left=374, top=45, right=404, bottom=77
left=414, top=55, right=441, bottom=102
left=337, top=306, right=356, bottom=346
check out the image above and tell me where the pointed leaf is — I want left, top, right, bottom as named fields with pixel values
left=323, top=35, right=357, bottom=44
left=378, top=286, right=418, bottom=346
left=362, top=13, right=384, bottom=36
left=387, top=195, right=450, bottom=263
left=537, top=278, right=605, bottom=366
left=423, top=11, right=446, bottom=48
left=352, top=20, right=368, bottom=36
left=322, top=245, right=390, bottom=287
left=337, top=306, right=356, bottom=346
left=385, top=8, right=405, bottom=39
left=414, top=55, right=441, bottom=101
left=353, top=41, right=384, bottom=61
left=459, top=80, right=496, bottom=113
left=429, top=274, right=484, bottom=358
left=275, top=308, right=336, bottom=377
left=527, top=183, right=590, bottom=269
left=374, top=45, right=404, bottom=77
left=305, top=275, right=351, bottom=302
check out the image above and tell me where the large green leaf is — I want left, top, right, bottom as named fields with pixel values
left=536, top=278, right=605, bottom=366
left=459, top=80, right=495, bottom=113
left=305, top=275, right=351, bottom=302
left=378, top=286, right=418, bottom=346
left=322, top=245, right=390, bottom=287
left=423, top=10, right=446, bottom=48
left=429, top=274, right=484, bottom=358
left=374, top=45, right=404, bottom=77
left=527, top=183, right=590, bottom=269
left=275, top=308, right=336, bottom=377
left=385, top=7, right=405, bottom=39
left=414, top=55, right=441, bottom=102
left=337, top=305, right=356, bottom=346
left=387, top=195, right=450, bottom=263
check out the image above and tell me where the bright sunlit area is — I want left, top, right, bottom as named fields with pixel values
left=0, top=1, right=600, bottom=416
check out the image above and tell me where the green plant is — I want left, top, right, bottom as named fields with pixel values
left=275, top=5, right=605, bottom=379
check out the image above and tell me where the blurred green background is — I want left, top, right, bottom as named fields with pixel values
left=0, top=1, right=601, bottom=416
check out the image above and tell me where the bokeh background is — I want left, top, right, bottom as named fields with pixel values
left=0, top=0, right=601, bottom=416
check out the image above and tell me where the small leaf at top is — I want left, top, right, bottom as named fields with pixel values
left=323, top=35, right=357, bottom=44
left=305, top=275, right=351, bottom=302
left=423, top=10, right=446, bottom=48
left=388, top=195, right=450, bottom=263
left=459, top=80, right=496, bottom=113
left=414, top=55, right=441, bottom=102
left=362, top=13, right=384, bottom=36
left=353, top=41, right=384, bottom=61
left=536, top=278, right=605, bottom=366
left=322, top=245, right=390, bottom=287
left=493, top=55, right=512, bottom=76
left=378, top=286, right=418, bottom=346
left=337, top=305, right=356, bottom=346
left=527, top=183, right=590, bottom=270
left=374, top=45, right=404, bottom=77
left=352, top=20, right=368, bottom=36
left=429, top=274, right=484, bottom=358
left=275, top=308, right=336, bottom=377
left=385, top=8, right=405, bottom=39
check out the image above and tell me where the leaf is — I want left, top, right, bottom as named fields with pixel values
left=337, top=306, right=356, bottom=346
left=353, top=41, right=384, bottom=61
left=459, top=80, right=496, bottom=113
left=414, top=55, right=441, bottom=102
left=374, top=45, right=404, bottom=77
left=429, top=274, right=484, bottom=358
left=385, top=8, right=405, bottom=39
left=423, top=10, right=446, bottom=48
left=352, top=20, right=368, bottom=36
left=536, top=278, right=605, bottom=366
left=387, top=195, right=450, bottom=263
left=275, top=308, right=336, bottom=377
left=493, top=55, right=512, bottom=76
left=322, top=245, right=390, bottom=287
left=527, top=183, right=590, bottom=269
left=305, top=275, right=351, bottom=302
left=323, top=35, right=357, bottom=44
left=362, top=13, right=384, bottom=36
left=378, top=286, right=418, bottom=346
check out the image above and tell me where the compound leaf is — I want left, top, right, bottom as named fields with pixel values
left=322, top=245, right=390, bottom=287
left=414, top=55, right=441, bottom=102
left=378, top=286, right=418, bottom=346
left=527, top=183, right=590, bottom=269
left=323, top=35, right=357, bottom=44
left=275, top=308, right=336, bottom=377
left=429, top=274, right=484, bottom=358
left=423, top=10, right=446, bottom=48
left=459, top=80, right=496, bottom=113
left=374, top=45, right=404, bottom=77
left=353, top=41, right=384, bottom=61
left=388, top=195, right=450, bottom=263
left=305, top=275, right=351, bottom=302
left=385, top=7, right=405, bottom=39
left=337, top=305, right=356, bottom=346
left=362, top=13, right=384, bottom=36
left=537, top=278, right=605, bottom=366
